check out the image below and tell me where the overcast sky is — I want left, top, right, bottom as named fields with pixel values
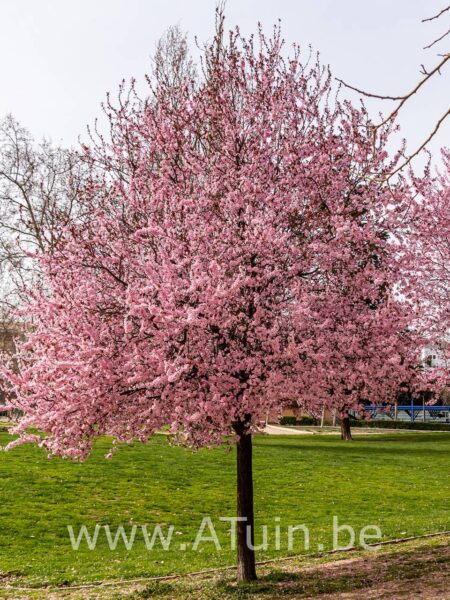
left=0, top=0, right=448, bottom=168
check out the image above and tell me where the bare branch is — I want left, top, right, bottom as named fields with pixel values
left=422, top=4, right=450, bottom=23
left=335, top=78, right=404, bottom=100
left=337, top=54, right=449, bottom=118
left=387, top=107, right=450, bottom=180
left=423, top=27, right=450, bottom=49
left=376, top=53, right=450, bottom=131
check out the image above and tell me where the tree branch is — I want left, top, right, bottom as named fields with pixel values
left=386, top=107, right=450, bottom=180
left=376, top=54, right=450, bottom=131
left=422, top=4, right=450, bottom=23
left=335, top=78, right=404, bottom=100
left=423, top=28, right=450, bottom=50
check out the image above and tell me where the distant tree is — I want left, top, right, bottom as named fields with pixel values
left=287, top=178, right=432, bottom=440
left=411, top=149, right=450, bottom=359
left=152, top=25, right=197, bottom=106
left=0, top=115, right=85, bottom=319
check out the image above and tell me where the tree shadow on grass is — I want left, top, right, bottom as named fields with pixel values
left=215, top=570, right=374, bottom=598
left=215, top=542, right=450, bottom=598
left=134, top=541, right=450, bottom=599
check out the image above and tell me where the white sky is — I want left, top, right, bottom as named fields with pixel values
left=0, top=0, right=448, bottom=169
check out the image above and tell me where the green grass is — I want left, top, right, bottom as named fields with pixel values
left=0, top=431, right=449, bottom=587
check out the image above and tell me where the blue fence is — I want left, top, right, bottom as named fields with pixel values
left=363, top=405, right=450, bottom=423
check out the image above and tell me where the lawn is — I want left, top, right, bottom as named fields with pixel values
left=0, top=431, right=448, bottom=588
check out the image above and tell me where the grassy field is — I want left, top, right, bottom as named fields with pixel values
left=0, top=431, right=449, bottom=589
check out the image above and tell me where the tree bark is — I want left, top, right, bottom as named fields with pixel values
left=320, top=404, right=326, bottom=428
left=233, top=418, right=257, bottom=582
left=340, top=415, right=353, bottom=441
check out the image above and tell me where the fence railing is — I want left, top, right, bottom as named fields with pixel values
left=363, top=405, right=450, bottom=423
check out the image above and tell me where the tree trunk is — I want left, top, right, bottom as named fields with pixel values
left=340, top=415, right=353, bottom=441
left=233, top=418, right=257, bottom=582
left=320, top=404, right=326, bottom=428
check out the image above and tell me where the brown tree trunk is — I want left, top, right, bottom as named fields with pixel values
left=233, top=418, right=257, bottom=582
left=340, top=415, right=353, bottom=441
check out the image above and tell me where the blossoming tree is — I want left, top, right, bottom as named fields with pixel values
left=408, top=150, right=450, bottom=380
left=413, top=151, right=450, bottom=333
left=1, top=17, right=434, bottom=580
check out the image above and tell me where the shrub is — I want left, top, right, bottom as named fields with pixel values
left=279, top=416, right=297, bottom=426
left=279, top=416, right=319, bottom=426
left=298, top=416, right=318, bottom=425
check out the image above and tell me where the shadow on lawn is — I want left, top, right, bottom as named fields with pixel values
left=134, top=541, right=450, bottom=599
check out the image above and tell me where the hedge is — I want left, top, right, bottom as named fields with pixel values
left=279, top=416, right=318, bottom=426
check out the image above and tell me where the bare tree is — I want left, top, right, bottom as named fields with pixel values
left=0, top=115, right=85, bottom=319
left=152, top=25, right=196, bottom=103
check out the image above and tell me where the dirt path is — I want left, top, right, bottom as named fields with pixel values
left=262, top=424, right=315, bottom=435
left=261, top=424, right=398, bottom=435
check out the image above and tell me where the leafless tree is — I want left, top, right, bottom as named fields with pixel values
left=152, top=25, right=196, bottom=102
left=0, top=115, right=85, bottom=321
